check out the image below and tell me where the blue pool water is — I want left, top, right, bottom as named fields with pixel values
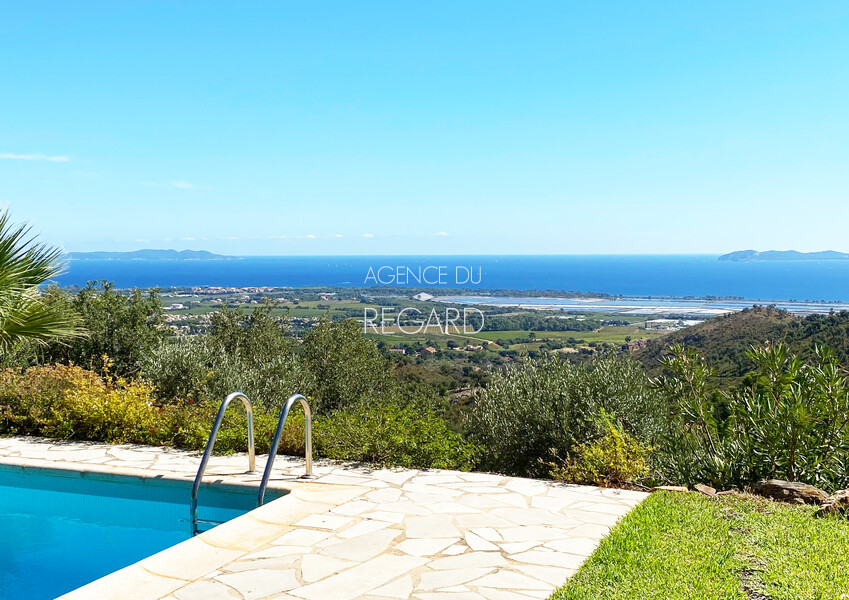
left=0, top=466, right=284, bottom=600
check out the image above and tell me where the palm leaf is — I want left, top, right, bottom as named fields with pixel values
left=0, top=209, right=83, bottom=350
left=0, top=211, right=66, bottom=294
left=0, top=288, right=80, bottom=349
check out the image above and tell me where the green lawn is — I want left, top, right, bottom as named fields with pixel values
left=551, top=492, right=849, bottom=600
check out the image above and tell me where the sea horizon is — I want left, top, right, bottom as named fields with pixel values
left=53, top=254, right=849, bottom=303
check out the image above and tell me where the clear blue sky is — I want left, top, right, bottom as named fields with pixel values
left=3, top=2, right=848, bottom=255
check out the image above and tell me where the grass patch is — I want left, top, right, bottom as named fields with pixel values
left=552, top=492, right=744, bottom=600
left=736, top=500, right=849, bottom=599
left=551, top=492, right=849, bottom=600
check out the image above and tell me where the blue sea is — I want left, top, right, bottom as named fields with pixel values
left=54, top=255, right=849, bottom=302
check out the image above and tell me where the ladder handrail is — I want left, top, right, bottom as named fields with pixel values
left=191, top=392, right=255, bottom=535
left=257, top=393, right=313, bottom=507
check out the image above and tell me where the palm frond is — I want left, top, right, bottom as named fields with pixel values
left=0, top=210, right=67, bottom=295
left=0, top=288, right=82, bottom=351
left=0, top=209, right=82, bottom=351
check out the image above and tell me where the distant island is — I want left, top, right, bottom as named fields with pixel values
left=67, top=249, right=240, bottom=261
left=719, top=250, right=849, bottom=262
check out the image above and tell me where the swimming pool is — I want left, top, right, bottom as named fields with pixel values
left=0, top=465, right=284, bottom=600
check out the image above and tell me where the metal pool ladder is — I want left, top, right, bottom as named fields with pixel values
left=256, top=393, right=315, bottom=508
left=190, top=392, right=255, bottom=536
left=190, top=392, right=314, bottom=535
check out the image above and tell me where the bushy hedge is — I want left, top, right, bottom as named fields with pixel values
left=0, top=364, right=478, bottom=471
left=142, top=313, right=395, bottom=414
left=468, top=343, right=849, bottom=491
left=317, top=401, right=479, bottom=470
left=7, top=339, right=845, bottom=491
left=0, top=364, right=210, bottom=446
left=466, top=355, right=663, bottom=478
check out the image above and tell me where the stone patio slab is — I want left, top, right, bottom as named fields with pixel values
left=0, top=436, right=647, bottom=600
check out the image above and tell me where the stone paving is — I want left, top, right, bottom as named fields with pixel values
left=0, top=437, right=647, bottom=600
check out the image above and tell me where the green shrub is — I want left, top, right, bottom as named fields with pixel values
left=0, top=364, right=95, bottom=435
left=551, top=411, right=651, bottom=486
left=654, top=343, right=849, bottom=491
left=143, top=336, right=312, bottom=412
left=0, top=364, right=197, bottom=446
left=315, top=401, right=480, bottom=470
left=302, top=318, right=398, bottom=413
left=202, top=407, right=307, bottom=455
left=143, top=315, right=400, bottom=417
left=0, top=365, right=476, bottom=473
left=41, top=282, right=165, bottom=377
left=651, top=344, right=740, bottom=487
left=467, top=355, right=664, bottom=477
left=47, top=374, right=169, bottom=443
left=142, top=302, right=312, bottom=412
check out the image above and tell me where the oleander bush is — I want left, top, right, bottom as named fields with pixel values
left=654, top=342, right=849, bottom=492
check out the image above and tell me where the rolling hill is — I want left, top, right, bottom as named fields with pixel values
left=633, top=306, right=849, bottom=384
left=67, top=249, right=238, bottom=260
left=719, top=250, right=849, bottom=261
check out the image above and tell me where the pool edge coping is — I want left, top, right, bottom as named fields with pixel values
left=0, top=455, right=295, bottom=494
left=55, top=479, right=370, bottom=600
left=1, top=446, right=374, bottom=599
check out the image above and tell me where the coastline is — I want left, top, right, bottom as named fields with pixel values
left=52, top=255, right=849, bottom=306
left=433, top=295, right=849, bottom=317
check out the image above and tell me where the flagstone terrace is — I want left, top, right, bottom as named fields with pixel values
left=0, top=437, right=646, bottom=600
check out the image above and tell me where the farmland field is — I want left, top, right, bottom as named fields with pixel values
left=158, top=289, right=676, bottom=353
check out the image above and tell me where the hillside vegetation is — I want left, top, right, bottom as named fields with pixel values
left=634, top=306, right=849, bottom=384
